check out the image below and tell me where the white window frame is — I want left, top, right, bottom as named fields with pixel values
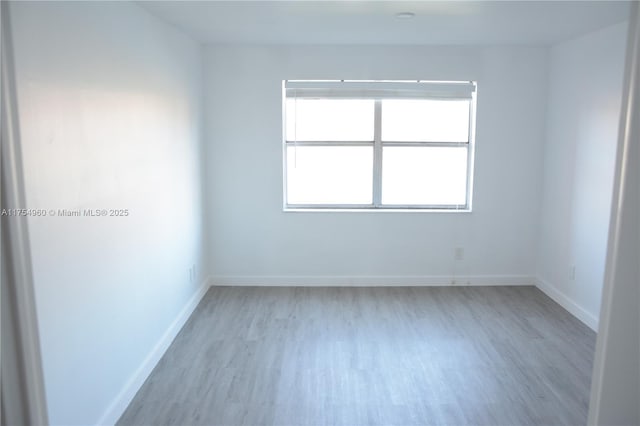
left=282, top=80, right=477, bottom=212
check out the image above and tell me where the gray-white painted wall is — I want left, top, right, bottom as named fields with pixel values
left=536, top=22, right=628, bottom=330
left=8, top=2, right=206, bottom=425
left=204, top=45, right=548, bottom=284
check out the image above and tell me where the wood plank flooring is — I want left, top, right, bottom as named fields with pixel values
left=117, top=286, right=596, bottom=426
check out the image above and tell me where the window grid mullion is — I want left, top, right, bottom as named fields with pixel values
left=373, top=100, right=383, bottom=207
left=380, top=141, right=469, bottom=147
left=284, top=141, right=373, bottom=146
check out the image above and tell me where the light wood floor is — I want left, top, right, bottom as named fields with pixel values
left=118, top=286, right=596, bottom=426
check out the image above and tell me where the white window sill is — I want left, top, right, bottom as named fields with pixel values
left=283, top=208, right=472, bottom=213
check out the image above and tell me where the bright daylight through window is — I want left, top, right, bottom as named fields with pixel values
left=283, top=80, right=476, bottom=210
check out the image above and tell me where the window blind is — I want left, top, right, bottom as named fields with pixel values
left=285, top=80, right=476, bottom=100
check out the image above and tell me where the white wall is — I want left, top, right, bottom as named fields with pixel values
left=204, top=45, right=548, bottom=284
left=8, top=2, right=205, bottom=425
left=536, top=22, right=628, bottom=330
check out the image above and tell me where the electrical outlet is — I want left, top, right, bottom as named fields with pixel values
left=454, top=247, right=464, bottom=261
left=569, top=265, right=576, bottom=281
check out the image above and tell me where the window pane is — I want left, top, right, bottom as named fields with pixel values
left=287, top=145, right=373, bottom=205
left=381, top=99, right=470, bottom=142
left=382, top=146, right=468, bottom=206
left=286, top=99, right=374, bottom=141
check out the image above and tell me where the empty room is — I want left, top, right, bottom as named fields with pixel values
left=2, top=1, right=639, bottom=426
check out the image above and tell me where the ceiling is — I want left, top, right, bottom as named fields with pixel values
left=138, top=1, right=632, bottom=46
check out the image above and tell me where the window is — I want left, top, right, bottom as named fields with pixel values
left=283, top=80, right=476, bottom=211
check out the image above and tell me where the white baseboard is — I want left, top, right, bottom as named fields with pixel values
left=211, top=275, right=534, bottom=287
left=535, top=277, right=599, bottom=331
left=96, top=278, right=211, bottom=426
